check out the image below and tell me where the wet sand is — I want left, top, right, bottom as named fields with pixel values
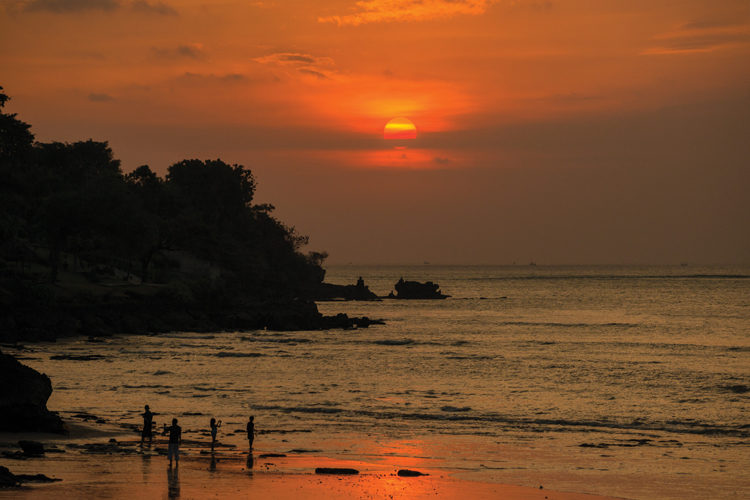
left=0, top=424, right=622, bottom=500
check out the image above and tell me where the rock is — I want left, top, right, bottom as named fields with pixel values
left=390, top=278, right=449, bottom=299
left=259, top=453, right=287, bottom=458
left=0, top=466, right=19, bottom=487
left=66, top=442, right=137, bottom=454
left=14, top=473, right=61, bottom=483
left=397, top=469, right=428, bottom=477
left=314, top=280, right=380, bottom=301
left=315, top=467, right=359, bottom=475
left=0, top=464, right=60, bottom=485
left=0, top=350, right=65, bottom=433
left=722, top=384, right=749, bottom=394
left=18, top=440, right=44, bottom=456
left=49, top=354, right=106, bottom=361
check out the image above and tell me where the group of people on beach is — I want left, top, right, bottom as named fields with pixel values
left=140, top=405, right=255, bottom=467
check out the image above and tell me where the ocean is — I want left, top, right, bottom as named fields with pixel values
left=12, top=265, right=750, bottom=499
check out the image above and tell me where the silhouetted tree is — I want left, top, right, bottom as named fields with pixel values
left=1, top=86, right=326, bottom=305
left=0, top=87, right=36, bottom=266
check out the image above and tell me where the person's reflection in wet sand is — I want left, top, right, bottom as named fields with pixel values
left=141, top=451, right=151, bottom=482
left=246, top=452, right=254, bottom=477
left=167, top=465, right=180, bottom=499
left=209, top=451, right=217, bottom=472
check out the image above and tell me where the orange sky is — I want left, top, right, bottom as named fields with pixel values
left=1, top=0, right=749, bottom=264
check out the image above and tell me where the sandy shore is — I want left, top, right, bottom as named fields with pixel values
left=0, top=424, right=623, bottom=500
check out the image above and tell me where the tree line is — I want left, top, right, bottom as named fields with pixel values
left=0, top=86, right=327, bottom=305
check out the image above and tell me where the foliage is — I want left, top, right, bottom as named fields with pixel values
left=0, top=87, right=326, bottom=302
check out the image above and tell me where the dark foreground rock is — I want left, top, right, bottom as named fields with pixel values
left=315, top=467, right=359, bottom=475
left=0, top=351, right=65, bottom=433
left=397, top=469, right=429, bottom=477
left=389, top=278, right=449, bottom=299
left=14, top=473, right=61, bottom=483
left=0, top=466, right=19, bottom=487
left=0, top=466, right=60, bottom=487
left=18, top=440, right=45, bottom=457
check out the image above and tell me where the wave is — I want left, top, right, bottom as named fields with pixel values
left=372, top=339, right=416, bottom=346
left=464, top=274, right=750, bottom=281
left=120, top=384, right=171, bottom=389
left=241, top=336, right=312, bottom=344
left=498, top=321, right=640, bottom=328
left=214, top=351, right=265, bottom=358
left=251, top=404, right=749, bottom=438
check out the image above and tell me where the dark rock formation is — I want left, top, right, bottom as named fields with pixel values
left=0, top=466, right=19, bottom=487
left=18, top=440, right=45, bottom=457
left=0, top=466, right=60, bottom=486
left=0, top=294, right=382, bottom=343
left=314, top=277, right=380, bottom=301
left=397, top=469, right=429, bottom=477
left=14, top=473, right=61, bottom=483
left=315, top=467, right=359, bottom=475
left=389, top=278, right=449, bottom=299
left=0, top=350, right=65, bottom=433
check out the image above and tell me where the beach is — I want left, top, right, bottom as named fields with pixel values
left=2, top=265, right=748, bottom=499
left=0, top=422, right=621, bottom=500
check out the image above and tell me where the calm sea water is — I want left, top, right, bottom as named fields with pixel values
left=12, top=265, right=750, bottom=499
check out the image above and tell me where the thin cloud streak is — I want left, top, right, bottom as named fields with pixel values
left=23, top=0, right=119, bottom=13
left=318, top=0, right=494, bottom=26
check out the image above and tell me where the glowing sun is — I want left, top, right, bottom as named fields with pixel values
left=384, top=117, right=417, bottom=140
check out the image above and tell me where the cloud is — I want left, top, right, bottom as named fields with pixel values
left=152, top=43, right=205, bottom=59
left=131, top=0, right=177, bottom=16
left=24, top=0, right=119, bottom=12
left=644, top=21, right=750, bottom=55
left=254, top=52, right=335, bottom=80
left=177, top=72, right=249, bottom=84
left=276, top=54, right=316, bottom=64
left=318, top=0, right=494, bottom=26
left=298, top=69, right=329, bottom=80
left=15, top=0, right=176, bottom=14
left=88, top=92, right=115, bottom=102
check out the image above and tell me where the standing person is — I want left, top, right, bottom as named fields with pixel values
left=209, top=417, right=221, bottom=450
left=141, top=405, right=154, bottom=445
left=246, top=416, right=255, bottom=450
left=167, top=418, right=182, bottom=467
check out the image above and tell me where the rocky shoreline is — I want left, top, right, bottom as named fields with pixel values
left=0, top=279, right=384, bottom=344
left=0, top=350, right=64, bottom=434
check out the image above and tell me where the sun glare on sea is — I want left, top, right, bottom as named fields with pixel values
left=384, top=117, right=417, bottom=140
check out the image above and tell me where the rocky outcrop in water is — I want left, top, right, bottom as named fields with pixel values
left=313, top=277, right=380, bottom=301
left=0, top=292, right=381, bottom=343
left=388, top=278, right=449, bottom=299
left=0, top=350, right=65, bottom=433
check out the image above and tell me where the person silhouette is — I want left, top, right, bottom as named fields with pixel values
left=167, top=418, right=182, bottom=467
left=246, top=416, right=255, bottom=450
left=141, top=405, right=154, bottom=445
left=209, top=417, right=221, bottom=450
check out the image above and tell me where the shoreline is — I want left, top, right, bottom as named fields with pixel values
left=0, top=423, right=623, bottom=500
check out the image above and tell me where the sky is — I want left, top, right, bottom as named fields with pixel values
left=1, top=0, right=749, bottom=265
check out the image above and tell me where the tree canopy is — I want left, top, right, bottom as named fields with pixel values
left=0, top=87, right=326, bottom=303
